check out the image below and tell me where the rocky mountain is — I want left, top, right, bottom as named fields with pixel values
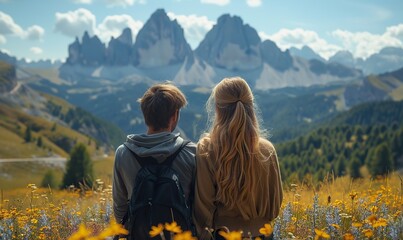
left=17, top=59, right=62, bottom=68
left=328, top=50, right=355, bottom=67
left=296, top=46, right=403, bottom=75
left=57, top=9, right=362, bottom=89
left=0, top=51, right=17, bottom=66
left=132, top=9, right=193, bottom=68
left=195, top=14, right=261, bottom=71
left=358, top=47, right=403, bottom=74
left=0, top=50, right=62, bottom=69
left=106, top=28, right=133, bottom=66
left=289, top=46, right=326, bottom=62
left=0, top=61, right=17, bottom=93
left=260, top=40, right=293, bottom=72
left=66, top=32, right=106, bottom=66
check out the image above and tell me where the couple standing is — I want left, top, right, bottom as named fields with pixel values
left=112, top=77, right=283, bottom=239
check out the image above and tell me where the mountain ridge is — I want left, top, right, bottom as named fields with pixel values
left=55, top=9, right=362, bottom=90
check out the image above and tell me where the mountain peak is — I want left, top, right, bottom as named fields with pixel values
left=289, top=45, right=325, bottom=62
left=217, top=13, right=243, bottom=25
left=195, top=13, right=262, bottom=71
left=118, top=27, right=132, bottom=45
left=131, top=8, right=193, bottom=68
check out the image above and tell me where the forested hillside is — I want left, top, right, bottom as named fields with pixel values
left=277, top=100, right=403, bottom=184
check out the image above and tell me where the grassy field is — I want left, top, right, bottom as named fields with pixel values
left=0, top=155, right=114, bottom=190
left=0, top=173, right=401, bottom=239
left=0, top=133, right=402, bottom=238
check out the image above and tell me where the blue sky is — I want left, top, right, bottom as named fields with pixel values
left=1, top=0, right=402, bottom=62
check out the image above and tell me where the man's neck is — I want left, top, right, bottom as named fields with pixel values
left=147, top=128, right=170, bottom=135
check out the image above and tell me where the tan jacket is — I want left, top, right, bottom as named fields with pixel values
left=193, top=136, right=283, bottom=239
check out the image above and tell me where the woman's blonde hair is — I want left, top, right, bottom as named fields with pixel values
left=205, top=77, right=266, bottom=217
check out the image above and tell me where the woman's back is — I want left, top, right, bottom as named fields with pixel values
left=193, top=77, right=283, bottom=239
left=194, top=135, right=283, bottom=239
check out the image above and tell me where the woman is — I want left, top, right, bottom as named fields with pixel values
left=193, top=77, right=283, bottom=240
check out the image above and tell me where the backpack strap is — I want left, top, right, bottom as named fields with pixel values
left=162, top=140, right=191, bottom=166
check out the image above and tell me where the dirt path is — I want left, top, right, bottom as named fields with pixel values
left=0, top=157, right=67, bottom=168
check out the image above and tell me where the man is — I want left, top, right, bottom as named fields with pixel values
left=112, top=83, right=196, bottom=229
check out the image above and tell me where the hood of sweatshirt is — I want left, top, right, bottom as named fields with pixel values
left=123, top=131, right=185, bottom=163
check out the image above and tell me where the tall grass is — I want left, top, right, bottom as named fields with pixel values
left=0, top=173, right=401, bottom=239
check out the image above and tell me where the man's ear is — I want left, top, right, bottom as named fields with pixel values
left=173, top=109, right=179, bottom=122
left=168, top=109, right=179, bottom=132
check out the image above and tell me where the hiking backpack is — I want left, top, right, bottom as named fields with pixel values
left=123, top=140, right=194, bottom=240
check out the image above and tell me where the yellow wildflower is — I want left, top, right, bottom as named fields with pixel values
left=373, top=218, right=387, bottom=228
left=31, top=218, right=38, bottom=224
left=343, top=233, right=354, bottom=240
left=173, top=231, right=196, bottom=240
left=68, top=224, right=92, bottom=240
left=362, top=229, right=373, bottom=238
left=219, top=230, right=242, bottom=240
left=165, top=221, right=182, bottom=233
left=330, top=223, right=340, bottom=229
left=366, top=215, right=377, bottom=225
left=149, top=224, right=164, bottom=238
left=259, top=223, right=273, bottom=236
left=349, top=191, right=358, bottom=201
left=370, top=206, right=378, bottom=213
left=314, top=228, right=330, bottom=240
left=98, top=220, right=128, bottom=238
left=352, top=222, right=362, bottom=228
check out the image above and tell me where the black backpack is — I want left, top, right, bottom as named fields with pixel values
left=123, top=140, right=194, bottom=239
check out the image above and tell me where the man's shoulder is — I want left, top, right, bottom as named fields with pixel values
left=114, top=143, right=133, bottom=163
left=183, top=140, right=196, bottom=153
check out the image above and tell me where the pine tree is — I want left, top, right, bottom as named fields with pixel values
left=41, top=170, right=57, bottom=188
left=62, top=143, right=94, bottom=188
left=24, top=126, right=32, bottom=142
left=37, top=137, right=43, bottom=147
left=369, top=143, right=393, bottom=177
left=349, top=157, right=361, bottom=179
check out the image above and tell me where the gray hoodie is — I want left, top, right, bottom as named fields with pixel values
left=112, top=131, right=197, bottom=223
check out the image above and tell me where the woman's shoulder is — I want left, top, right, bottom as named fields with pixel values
left=197, top=134, right=211, bottom=151
left=258, top=138, right=277, bottom=160
left=259, top=138, right=275, bottom=151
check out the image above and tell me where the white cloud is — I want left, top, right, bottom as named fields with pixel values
left=72, top=0, right=92, bottom=4
left=167, top=12, right=214, bottom=49
left=0, top=11, right=45, bottom=42
left=261, top=28, right=342, bottom=59
left=97, top=15, right=143, bottom=42
left=25, top=25, right=45, bottom=40
left=105, top=0, right=145, bottom=7
left=200, top=0, right=230, bottom=6
left=106, top=0, right=133, bottom=7
left=0, top=48, right=10, bottom=54
left=55, top=8, right=97, bottom=38
left=385, top=23, right=403, bottom=40
left=332, top=29, right=402, bottom=59
left=0, top=34, right=5, bottom=44
left=246, top=0, right=261, bottom=7
left=30, top=47, right=43, bottom=55
left=0, top=11, right=24, bottom=36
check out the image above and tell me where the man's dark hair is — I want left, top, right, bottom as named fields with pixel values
left=138, top=83, right=187, bottom=131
